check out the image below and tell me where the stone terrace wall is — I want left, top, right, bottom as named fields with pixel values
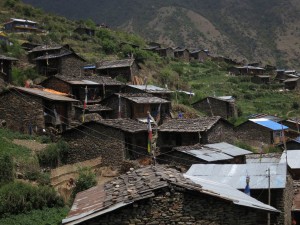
left=86, top=187, right=261, bottom=225
left=61, top=55, right=85, bottom=77
left=62, top=123, right=126, bottom=166
left=0, top=91, right=45, bottom=134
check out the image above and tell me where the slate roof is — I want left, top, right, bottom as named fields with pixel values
left=159, top=116, right=222, bottom=132
left=96, top=119, right=148, bottom=133
left=284, top=78, right=299, bottom=82
left=186, top=163, right=287, bottom=189
left=28, top=44, right=63, bottom=53
left=249, top=118, right=288, bottom=131
left=62, top=165, right=278, bottom=224
left=0, top=55, right=18, bottom=61
left=96, top=59, right=135, bottom=69
left=119, top=93, right=170, bottom=104
left=12, top=87, right=78, bottom=102
left=75, top=104, right=112, bottom=112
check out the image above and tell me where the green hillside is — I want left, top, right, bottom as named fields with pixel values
left=22, top=0, right=300, bottom=69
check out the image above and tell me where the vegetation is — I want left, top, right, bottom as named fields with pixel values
left=0, top=182, right=64, bottom=217
left=73, top=167, right=97, bottom=196
left=37, top=141, right=69, bottom=168
left=0, top=207, right=69, bottom=225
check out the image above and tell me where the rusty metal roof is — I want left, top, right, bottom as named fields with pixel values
left=13, top=87, right=78, bottom=102
left=62, top=166, right=279, bottom=224
left=159, top=116, right=222, bottom=132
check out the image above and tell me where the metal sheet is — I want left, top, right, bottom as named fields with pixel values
left=250, top=118, right=288, bottom=131
left=205, top=142, right=251, bottom=156
left=186, top=163, right=287, bottom=189
left=284, top=150, right=300, bottom=169
left=185, top=175, right=279, bottom=213
left=178, top=148, right=233, bottom=162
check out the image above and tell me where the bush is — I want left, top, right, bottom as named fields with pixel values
left=0, top=182, right=64, bottom=217
left=234, top=140, right=255, bottom=152
left=73, top=167, right=97, bottom=196
left=0, top=154, right=14, bottom=184
left=37, top=141, right=69, bottom=168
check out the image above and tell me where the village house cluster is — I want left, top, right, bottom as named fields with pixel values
left=1, top=17, right=300, bottom=225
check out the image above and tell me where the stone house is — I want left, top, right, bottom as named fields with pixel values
left=100, top=93, right=171, bottom=121
left=158, top=142, right=251, bottom=169
left=229, top=65, right=265, bottom=76
left=189, top=49, right=209, bottom=62
left=0, top=54, right=18, bottom=84
left=192, top=96, right=237, bottom=119
left=27, top=44, right=67, bottom=62
left=235, top=118, right=289, bottom=148
left=284, top=78, right=300, bottom=91
left=33, top=50, right=86, bottom=77
left=157, top=116, right=235, bottom=153
left=74, top=26, right=95, bottom=36
left=61, top=119, right=149, bottom=165
left=40, top=75, right=123, bottom=103
left=124, top=84, right=173, bottom=100
left=3, top=18, right=42, bottom=33
left=174, top=48, right=190, bottom=61
left=62, top=166, right=278, bottom=225
left=0, top=87, right=78, bottom=134
left=186, top=163, right=292, bottom=225
left=154, top=47, right=174, bottom=58
left=251, top=75, right=271, bottom=84
left=96, top=59, right=140, bottom=82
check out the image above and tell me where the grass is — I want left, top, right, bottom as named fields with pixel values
left=0, top=207, right=69, bottom=225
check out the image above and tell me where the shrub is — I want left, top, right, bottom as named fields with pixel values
left=0, top=182, right=64, bottom=217
left=73, top=167, right=97, bottom=196
left=0, top=154, right=14, bottom=184
left=37, top=141, right=69, bottom=168
left=234, top=140, right=255, bottom=152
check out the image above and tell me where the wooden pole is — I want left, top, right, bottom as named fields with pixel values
left=268, top=168, right=271, bottom=225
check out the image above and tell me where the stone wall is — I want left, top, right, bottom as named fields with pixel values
left=103, top=96, right=131, bottom=119
left=85, top=186, right=263, bottom=225
left=62, top=123, right=126, bottom=166
left=235, top=121, right=272, bottom=147
left=203, top=120, right=236, bottom=144
left=61, top=55, right=86, bottom=77
left=0, top=91, right=45, bottom=134
left=193, top=98, right=237, bottom=119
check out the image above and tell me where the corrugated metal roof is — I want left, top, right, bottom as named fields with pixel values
left=10, top=18, right=37, bottom=24
left=284, top=78, right=299, bottom=82
left=247, top=158, right=281, bottom=164
left=283, top=150, right=300, bottom=169
left=180, top=148, right=233, bottom=162
left=186, top=163, right=287, bottom=189
left=83, top=65, right=96, bottom=69
left=249, top=118, right=288, bottom=131
left=205, top=142, right=251, bottom=156
left=128, top=85, right=173, bottom=93
left=184, top=175, right=279, bottom=213
left=122, top=95, right=169, bottom=104
left=236, top=66, right=265, bottom=70
left=13, top=87, right=78, bottom=102
left=216, top=96, right=235, bottom=101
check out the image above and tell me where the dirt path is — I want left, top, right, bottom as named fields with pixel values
left=13, top=139, right=48, bottom=152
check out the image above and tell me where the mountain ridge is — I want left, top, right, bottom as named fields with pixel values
left=21, top=0, right=300, bottom=68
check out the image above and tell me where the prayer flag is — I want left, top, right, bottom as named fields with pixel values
left=244, top=175, right=250, bottom=195
left=147, top=113, right=152, bottom=153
